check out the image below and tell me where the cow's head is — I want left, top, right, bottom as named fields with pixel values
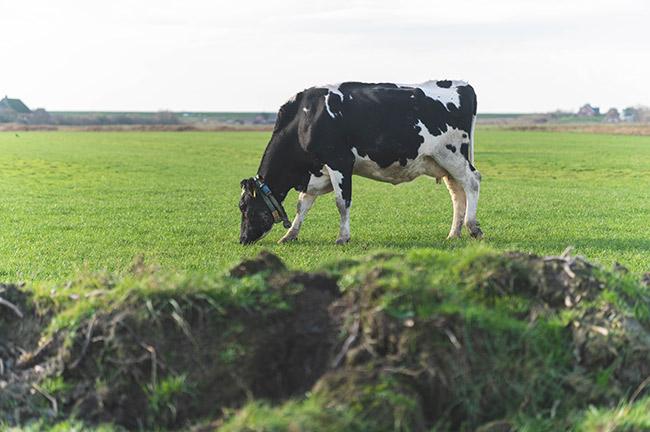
left=239, top=178, right=275, bottom=244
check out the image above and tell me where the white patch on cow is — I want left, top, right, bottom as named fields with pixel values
left=306, top=167, right=334, bottom=195
left=326, top=167, right=345, bottom=192
left=303, top=107, right=310, bottom=113
left=351, top=134, right=449, bottom=186
left=349, top=94, right=353, bottom=100
left=416, top=120, right=469, bottom=162
left=324, top=94, right=337, bottom=119
left=399, top=80, right=467, bottom=110
left=322, top=84, right=344, bottom=99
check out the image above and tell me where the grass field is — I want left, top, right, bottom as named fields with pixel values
left=0, top=129, right=649, bottom=281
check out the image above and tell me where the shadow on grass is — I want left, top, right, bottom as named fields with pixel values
left=493, top=237, right=650, bottom=255
left=267, top=235, right=650, bottom=263
left=267, top=236, right=478, bottom=249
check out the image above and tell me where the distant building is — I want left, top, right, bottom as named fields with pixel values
left=30, top=108, right=52, bottom=124
left=604, top=108, right=620, bottom=123
left=577, top=103, right=600, bottom=117
left=622, top=107, right=639, bottom=122
left=253, top=113, right=276, bottom=125
left=0, top=96, right=31, bottom=114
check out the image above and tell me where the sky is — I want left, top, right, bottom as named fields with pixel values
left=1, top=0, right=648, bottom=113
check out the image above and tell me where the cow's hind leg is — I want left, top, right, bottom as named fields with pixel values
left=464, top=171, right=483, bottom=239
left=325, top=163, right=353, bottom=245
left=443, top=176, right=467, bottom=239
left=433, top=142, right=483, bottom=239
left=455, top=168, right=482, bottom=239
left=278, top=192, right=317, bottom=243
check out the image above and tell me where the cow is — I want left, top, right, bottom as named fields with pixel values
left=239, top=80, right=482, bottom=245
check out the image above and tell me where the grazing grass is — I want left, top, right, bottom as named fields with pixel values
left=0, top=129, right=649, bottom=281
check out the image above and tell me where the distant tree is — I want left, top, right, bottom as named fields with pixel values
left=620, top=106, right=650, bottom=122
left=636, top=106, right=650, bottom=122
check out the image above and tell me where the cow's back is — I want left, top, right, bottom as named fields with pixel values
left=315, top=81, right=476, bottom=169
left=271, top=80, right=476, bottom=175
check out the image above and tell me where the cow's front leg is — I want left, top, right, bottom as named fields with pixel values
left=326, top=164, right=353, bottom=245
left=334, top=198, right=351, bottom=244
left=278, top=192, right=316, bottom=243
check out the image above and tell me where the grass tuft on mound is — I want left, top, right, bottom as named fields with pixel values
left=1, top=247, right=649, bottom=431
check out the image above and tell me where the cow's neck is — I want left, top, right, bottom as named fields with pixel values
left=257, top=136, right=302, bottom=202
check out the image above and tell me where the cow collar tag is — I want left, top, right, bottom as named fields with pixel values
left=253, top=176, right=291, bottom=229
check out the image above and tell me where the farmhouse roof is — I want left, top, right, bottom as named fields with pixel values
left=577, top=103, right=600, bottom=116
left=0, top=96, right=31, bottom=113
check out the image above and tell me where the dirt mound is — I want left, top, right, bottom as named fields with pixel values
left=311, top=250, right=650, bottom=430
left=0, top=261, right=340, bottom=429
left=2, top=249, right=649, bottom=431
left=229, top=250, right=286, bottom=277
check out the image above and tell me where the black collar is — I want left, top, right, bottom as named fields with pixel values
left=253, top=176, right=291, bottom=229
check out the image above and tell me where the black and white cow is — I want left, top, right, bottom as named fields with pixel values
left=239, top=80, right=482, bottom=244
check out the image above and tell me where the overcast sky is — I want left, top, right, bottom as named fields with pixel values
left=1, top=0, right=648, bottom=112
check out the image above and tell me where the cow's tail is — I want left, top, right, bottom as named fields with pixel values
left=469, top=113, right=476, bottom=163
left=468, top=85, right=477, bottom=164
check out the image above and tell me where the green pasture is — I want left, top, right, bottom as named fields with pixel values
left=0, top=129, right=648, bottom=281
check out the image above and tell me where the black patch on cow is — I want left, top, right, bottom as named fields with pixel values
left=462, top=133, right=468, bottom=138
left=436, top=80, right=452, bottom=88
left=457, top=84, right=478, bottom=115
left=445, top=144, right=456, bottom=153
left=460, top=143, right=470, bottom=160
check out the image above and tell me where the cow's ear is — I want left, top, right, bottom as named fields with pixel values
left=240, top=178, right=255, bottom=194
left=240, top=178, right=252, bottom=189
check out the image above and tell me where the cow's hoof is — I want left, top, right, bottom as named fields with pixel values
left=278, top=232, right=298, bottom=244
left=446, top=232, right=462, bottom=240
left=470, top=228, right=484, bottom=240
left=335, top=237, right=350, bottom=245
